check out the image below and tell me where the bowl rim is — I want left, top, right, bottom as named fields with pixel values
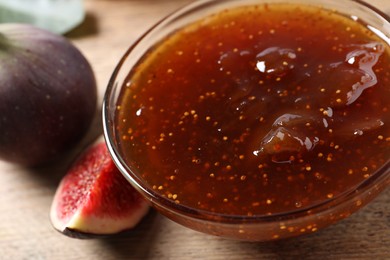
left=103, top=0, right=390, bottom=223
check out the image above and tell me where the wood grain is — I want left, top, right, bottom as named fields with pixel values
left=0, top=0, right=389, bottom=259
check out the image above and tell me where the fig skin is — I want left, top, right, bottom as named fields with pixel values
left=0, top=24, right=97, bottom=166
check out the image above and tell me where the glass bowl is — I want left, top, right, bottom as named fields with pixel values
left=103, top=0, right=390, bottom=241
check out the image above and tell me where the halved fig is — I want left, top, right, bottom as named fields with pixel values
left=50, top=139, right=150, bottom=238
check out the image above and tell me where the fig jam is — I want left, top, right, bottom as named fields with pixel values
left=115, top=4, right=390, bottom=217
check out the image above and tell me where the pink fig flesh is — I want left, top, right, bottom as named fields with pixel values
left=50, top=141, right=150, bottom=237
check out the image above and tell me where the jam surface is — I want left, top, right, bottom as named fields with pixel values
left=116, top=4, right=390, bottom=216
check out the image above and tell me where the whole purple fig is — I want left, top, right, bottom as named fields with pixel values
left=0, top=24, right=97, bottom=166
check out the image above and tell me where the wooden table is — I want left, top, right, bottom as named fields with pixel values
left=1, top=0, right=389, bottom=259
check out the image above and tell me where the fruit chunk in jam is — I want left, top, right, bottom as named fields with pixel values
left=115, top=4, right=390, bottom=217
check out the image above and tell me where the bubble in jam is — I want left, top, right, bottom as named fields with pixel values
left=115, top=4, right=390, bottom=217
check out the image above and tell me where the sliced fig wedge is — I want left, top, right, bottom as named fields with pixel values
left=50, top=140, right=150, bottom=238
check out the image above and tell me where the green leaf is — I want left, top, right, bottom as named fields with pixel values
left=0, top=0, right=85, bottom=34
